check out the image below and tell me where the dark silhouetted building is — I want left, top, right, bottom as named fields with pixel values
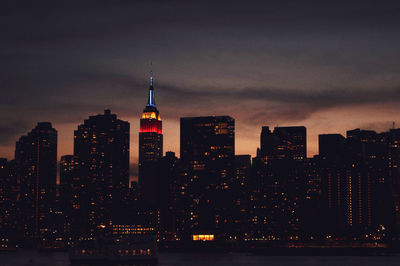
left=258, top=126, right=306, bottom=162
left=251, top=126, right=306, bottom=239
left=60, top=155, right=82, bottom=212
left=383, top=129, right=400, bottom=231
left=319, top=130, right=395, bottom=237
left=0, top=159, right=19, bottom=243
left=234, top=155, right=252, bottom=239
left=74, top=110, right=129, bottom=235
left=15, top=122, right=57, bottom=240
left=303, top=156, right=324, bottom=236
left=345, top=129, right=392, bottom=234
left=180, top=116, right=235, bottom=240
left=318, top=134, right=348, bottom=235
left=60, top=155, right=86, bottom=237
left=319, top=134, right=346, bottom=159
left=155, top=151, right=179, bottom=240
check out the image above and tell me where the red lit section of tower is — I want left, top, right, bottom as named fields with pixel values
left=140, top=108, right=162, bottom=134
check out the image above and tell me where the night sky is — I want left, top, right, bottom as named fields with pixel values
left=2, top=1, right=400, bottom=179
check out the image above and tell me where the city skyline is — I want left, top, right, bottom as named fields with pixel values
left=2, top=1, right=400, bottom=180
left=0, top=95, right=399, bottom=181
left=3, top=2, right=400, bottom=264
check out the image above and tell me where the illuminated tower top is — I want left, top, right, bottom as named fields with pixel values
left=140, top=64, right=162, bottom=134
left=147, top=63, right=156, bottom=107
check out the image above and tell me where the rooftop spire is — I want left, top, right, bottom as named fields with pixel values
left=147, top=63, right=156, bottom=107
left=150, top=62, right=153, bottom=88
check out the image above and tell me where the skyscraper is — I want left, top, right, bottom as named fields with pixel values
left=383, top=129, right=400, bottom=230
left=345, top=129, right=390, bottom=232
left=318, top=134, right=347, bottom=234
left=60, top=155, right=85, bottom=237
left=0, top=159, right=18, bottom=241
left=74, top=110, right=129, bottom=234
left=139, top=65, right=163, bottom=204
left=60, top=155, right=82, bottom=212
left=234, top=155, right=252, bottom=238
left=259, top=126, right=306, bottom=162
left=251, top=125, right=306, bottom=239
left=154, top=151, right=179, bottom=240
left=180, top=116, right=235, bottom=240
left=15, top=122, right=57, bottom=239
left=319, top=130, right=394, bottom=235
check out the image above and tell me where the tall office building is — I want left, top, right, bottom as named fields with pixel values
left=251, top=126, right=306, bottom=239
left=345, top=129, right=391, bottom=232
left=303, top=156, right=324, bottom=235
left=318, top=134, right=348, bottom=234
left=155, top=151, right=179, bottom=240
left=74, top=110, right=129, bottom=233
left=139, top=66, right=163, bottom=204
left=318, top=134, right=347, bottom=212
left=15, top=122, right=57, bottom=239
left=60, top=155, right=82, bottom=211
left=180, top=116, right=235, bottom=240
left=60, top=155, right=85, bottom=236
left=234, top=155, right=252, bottom=238
left=0, top=159, right=19, bottom=240
left=383, top=129, right=400, bottom=229
left=319, top=130, right=394, bottom=235
left=235, top=155, right=252, bottom=192
left=259, top=126, right=306, bottom=162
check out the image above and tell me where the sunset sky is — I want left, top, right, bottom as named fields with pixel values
left=1, top=1, right=400, bottom=179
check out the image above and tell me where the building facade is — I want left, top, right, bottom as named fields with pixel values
left=139, top=66, right=163, bottom=206
left=15, top=122, right=57, bottom=239
left=179, top=116, right=235, bottom=240
left=251, top=126, right=306, bottom=239
left=74, top=110, right=129, bottom=234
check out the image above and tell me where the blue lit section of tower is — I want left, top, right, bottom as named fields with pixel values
left=147, top=64, right=156, bottom=107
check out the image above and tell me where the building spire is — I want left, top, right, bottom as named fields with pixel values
left=150, top=62, right=153, bottom=88
left=147, top=63, right=156, bottom=107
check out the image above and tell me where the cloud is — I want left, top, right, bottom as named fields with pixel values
left=0, top=120, right=30, bottom=144
left=1, top=59, right=400, bottom=146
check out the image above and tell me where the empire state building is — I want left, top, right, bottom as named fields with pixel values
left=139, top=65, right=163, bottom=199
